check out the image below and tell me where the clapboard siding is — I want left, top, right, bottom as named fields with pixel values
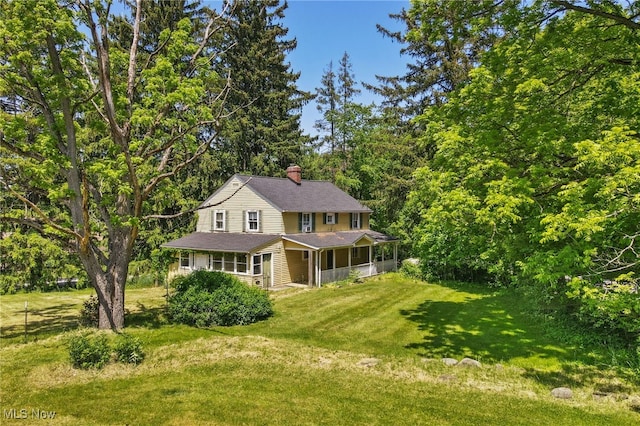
left=196, top=176, right=283, bottom=234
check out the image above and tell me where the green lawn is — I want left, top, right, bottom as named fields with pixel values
left=1, top=274, right=638, bottom=425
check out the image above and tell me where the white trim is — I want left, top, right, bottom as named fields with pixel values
left=213, top=209, right=226, bottom=231
left=325, top=213, right=336, bottom=225
left=179, top=252, right=191, bottom=269
left=246, top=210, right=260, bottom=232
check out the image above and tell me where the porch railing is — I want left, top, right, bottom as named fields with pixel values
left=320, top=259, right=396, bottom=284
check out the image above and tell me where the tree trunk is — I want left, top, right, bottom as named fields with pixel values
left=78, top=226, right=133, bottom=331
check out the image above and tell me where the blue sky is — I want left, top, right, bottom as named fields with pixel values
left=206, top=0, right=410, bottom=135
left=281, top=1, right=410, bottom=135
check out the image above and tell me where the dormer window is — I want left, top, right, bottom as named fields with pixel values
left=213, top=210, right=226, bottom=231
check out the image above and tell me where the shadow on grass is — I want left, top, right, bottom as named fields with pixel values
left=0, top=303, right=80, bottom=341
left=402, top=296, right=567, bottom=363
left=401, top=282, right=639, bottom=390
left=125, top=302, right=168, bottom=329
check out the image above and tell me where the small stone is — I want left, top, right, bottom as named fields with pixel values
left=551, top=387, right=573, bottom=399
left=457, top=357, right=482, bottom=368
left=441, top=358, right=458, bottom=366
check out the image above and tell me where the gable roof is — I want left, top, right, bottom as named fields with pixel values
left=202, top=174, right=372, bottom=213
left=161, top=232, right=280, bottom=253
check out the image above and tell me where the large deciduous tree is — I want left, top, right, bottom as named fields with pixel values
left=0, top=0, right=231, bottom=329
left=401, top=0, right=640, bottom=338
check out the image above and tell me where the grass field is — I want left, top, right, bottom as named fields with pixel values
left=1, top=274, right=638, bottom=425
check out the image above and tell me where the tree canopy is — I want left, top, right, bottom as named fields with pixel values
left=398, top=0, right=640, bottom=338
left=0, top=0, right=231, bottom=329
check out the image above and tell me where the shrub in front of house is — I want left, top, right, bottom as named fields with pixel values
left=79, top=295, right=99, bottom=327
left=168, top=270, right=273, bottom=327
left=113, top=333, right=146, bottom=365
left=68, top=331, right=111, bottom=369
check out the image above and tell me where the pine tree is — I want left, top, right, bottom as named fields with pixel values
left=366, top=1, right=518, bottom=127
left=314, top=61, right=338, bottom=153
left=216, top=0, right=314, bottom=176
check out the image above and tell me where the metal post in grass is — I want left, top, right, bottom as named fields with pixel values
left=24, top=301, right=28, bottom=342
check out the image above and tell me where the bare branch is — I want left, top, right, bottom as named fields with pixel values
left=550, top=1, right=640, bottom=30
left=0, top=179, right=82, bottom=241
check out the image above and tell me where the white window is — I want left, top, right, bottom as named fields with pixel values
left=302, top=213, right=312, bottom=232
left=351, top=213, right=361, bottom=229
left=246, top=210, right=260, bottom=232
left=237, top=254, right=248, bottom=274
left=180, top=252, right=191, bottom=268
left=213, top=210, right=226, bottom=231
left=224, top=253, right=235, bottom=271
left=209, top=252, right=223, bottom=270
left=252, top=254, right=262, bottom=275
left=326, top=213, right=335, bottom=225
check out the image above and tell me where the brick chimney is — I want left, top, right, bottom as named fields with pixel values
left=286, top=164, right=302, bottom=185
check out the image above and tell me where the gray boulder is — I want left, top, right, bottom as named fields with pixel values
left=551, top=387, right=573, bottom=399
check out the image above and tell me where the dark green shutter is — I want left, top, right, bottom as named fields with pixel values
left=335, top=213, right=339, bottom=224
left=323, top=213, right=327, bottom=224
left=350, top=213, right=353, bottom=229
left=312, top=213, right=316, bottom=232
left=298, top=212, right=302, bottom=231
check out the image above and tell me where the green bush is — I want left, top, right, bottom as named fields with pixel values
left=68, top=331, right=111, bottom=369
left=79, top=295, right=99, bottom=327
left=168, top=270, right=273, bottom=327
left=399, top=259, right=423, bottom=280
left=114, top=333, right=146, bottom=365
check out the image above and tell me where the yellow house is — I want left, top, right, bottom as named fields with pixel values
left=162, top=166, right=398, bottom=288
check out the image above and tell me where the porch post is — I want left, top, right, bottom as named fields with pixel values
left=394, top=243, right=398, bottom=271
left=316, top=250, right=322, bottom=287
left=308, top=250, right=313, bottom=287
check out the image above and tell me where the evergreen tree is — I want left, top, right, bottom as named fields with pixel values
left=314, top=60, right=338, bottom=153
left=366, top=0, right=519, bottom=132
left=216, top=0, right=314, bottom=176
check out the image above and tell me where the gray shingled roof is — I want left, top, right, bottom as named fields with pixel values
left=235, top=175, right=372, bottom=213
left=283, top=231, right=399, bottom=250
left=161, top=232, right=280, bottom=252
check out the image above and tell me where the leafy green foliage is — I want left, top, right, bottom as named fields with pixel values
left=0, top=0, right=231, bottom=329
left=168, top=270, right=273, bottom=327
left=400, top=1, right=640, bottom=341
left=113, top=333, right=146, bottom=365
left=79, top=295, right=99, bottom=328
left=399, top=259, right=423, bottom=280
left=67, top=331, right=111, bottom=369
